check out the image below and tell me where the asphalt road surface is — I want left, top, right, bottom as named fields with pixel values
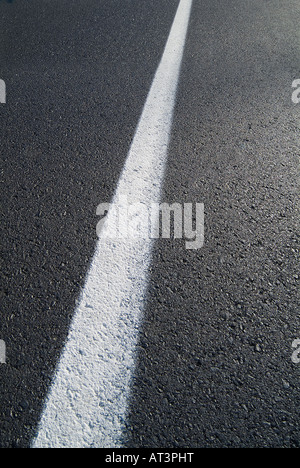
left=0, top=0, right=299, bottom=449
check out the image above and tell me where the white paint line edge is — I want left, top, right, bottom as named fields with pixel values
left=32, top=0, right=193, bottom=448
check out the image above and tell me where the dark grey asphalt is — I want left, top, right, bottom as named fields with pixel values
left=0, top=0, right=299, bottom=448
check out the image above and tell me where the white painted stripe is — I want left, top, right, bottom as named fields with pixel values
left=32, top=0, right=193, bottom=448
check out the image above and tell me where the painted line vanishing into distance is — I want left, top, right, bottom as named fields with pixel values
left=32, top=0, right=193, bottom=448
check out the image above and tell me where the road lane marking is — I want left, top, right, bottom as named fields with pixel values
left=32, top=0, right=193, bottom=448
